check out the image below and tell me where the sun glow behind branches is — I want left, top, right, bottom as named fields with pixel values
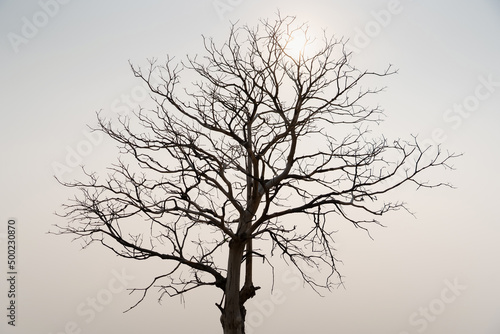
left=284, top=31, right=309, bottom=61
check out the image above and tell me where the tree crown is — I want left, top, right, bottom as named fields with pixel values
left=55, top=15, right=457, bottom=311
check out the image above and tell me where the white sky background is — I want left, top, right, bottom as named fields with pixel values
left=0, top=0, right=499, bottom=333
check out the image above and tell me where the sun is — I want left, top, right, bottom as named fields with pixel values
left=285, top=32, right=308, bottom=60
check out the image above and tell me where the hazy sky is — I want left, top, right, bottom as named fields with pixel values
left=1, top=1, right=499, bottom=333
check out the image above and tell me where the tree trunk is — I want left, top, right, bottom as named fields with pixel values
left=221, top=239, right=246, bottom=334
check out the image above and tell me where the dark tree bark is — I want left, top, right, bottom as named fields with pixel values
left=54, top=15, right=458, bottom=334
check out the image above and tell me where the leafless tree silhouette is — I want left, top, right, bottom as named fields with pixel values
left=55, top=15, right=458, bottom=334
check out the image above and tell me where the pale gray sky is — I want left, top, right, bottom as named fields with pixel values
left=1, top=1, right=499, bottom=333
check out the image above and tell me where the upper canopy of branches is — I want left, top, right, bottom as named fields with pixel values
left=55, top=15, right=458, bottom=304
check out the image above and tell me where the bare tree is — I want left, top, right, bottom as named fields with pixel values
left=55, top=15, right=458, bottom=334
